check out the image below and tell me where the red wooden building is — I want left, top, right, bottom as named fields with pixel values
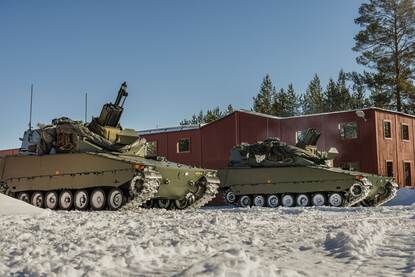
left=141, top=108, right=415, bottom=188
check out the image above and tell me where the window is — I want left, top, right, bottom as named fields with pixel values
left=384, top=121, right=391, bottom=138
left=401, top=124, right=409, bottom=140
left=386, top=161, right=393, bottom=177
left=146, top=141, right=157, bottom=156
left=339, top=122, right=358, bottom=140
left=177, top=138, right=190, bottom=153
left=404, top=162, right=412, bottom=187
left=340, top=162, right=360, bottom=171
left=295, top=130, right=304, bottom=144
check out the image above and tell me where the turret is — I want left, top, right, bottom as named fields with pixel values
left=19, top=82, right=146, bottom=156
left=229, top=128, right=338, bottom=168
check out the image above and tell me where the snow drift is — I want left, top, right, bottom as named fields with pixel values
left=0, top=194, right=46, bottom=216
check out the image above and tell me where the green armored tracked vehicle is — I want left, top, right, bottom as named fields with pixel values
left=219, top=129, right=397, bottom=208
left=0, top=82, right=219, bottom=210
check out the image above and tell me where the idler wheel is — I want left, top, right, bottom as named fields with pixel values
left=59, top=190, right=74, bottom=210
left=45, top=191, right=59, bottom=210
left=296, top=194, right=310, bottom=207
left=312, top=193, right=326, bottom=206
left=282, top=194, right=295, bottom=207
left=225, top=191, right=236, bottom=204
left=350, top=183, right=363, bottom=197
left=17, top=192, right=30, bottom=204
left=157, top=199, right=172, bottom=209
left=328, top=193, right=343, bottom=207
left=266, top=195, right=279, bottom=208
left=90, top=189, right=106, bottom=210
left=74, top=190, right=89, bottom=210
left=239, top=195, right=251, bottom=207
left=253, top=195, right=265, bottom=207
left=31, top=192, right=44, bottom=208
left=107, top=188, right=124, bottom=210
left=174, top=198, right=189, bottom=209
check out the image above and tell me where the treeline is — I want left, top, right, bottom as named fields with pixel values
left=181, top=70, right=371, bottom=124
left=180, top=105, right=234, bottom=125
left=181, top=0, right=415, bottom=124
left=253, top=70, right=370, bottom=117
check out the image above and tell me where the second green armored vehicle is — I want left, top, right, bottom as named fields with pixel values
left=0, top=82, right=219, bottom=211
left=219, top=129, right=398, bottom=208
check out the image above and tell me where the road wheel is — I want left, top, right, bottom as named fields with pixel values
left=174, top=198, right=189, bottom=209
left=282, top=194, right=295, bottom=207
left=266, top=195, right=279, bottom=208
left=18, top=192, right=31, bottom=203
left=253, top=195, right=265, bottom=207
left=90, top=189, right=106, bottom=210
left=157, top=199, right=172, bottom=209
left=239, top=195, right=251, bottom=207
left=59, top=190, right=74, bottom=210
left=45, top=191, right=59, bottom=210
left=328, top=193, right=343, bottom=207
left=224, top=191, right=236, bottom=204
left=74, top=190, right=89, bottom=210
left=296, top=194, right=310, bottom=207
left=31, top=192, right=44, bottom=208
left=107, top=188, right=124, bottom=210
left=312, top=193, right=326, bottom=206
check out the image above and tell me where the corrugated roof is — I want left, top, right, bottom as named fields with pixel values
left=139, top=125, right=200, bottom=135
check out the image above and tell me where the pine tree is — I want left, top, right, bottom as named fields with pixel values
left=349, top=72, right=371, bottom=109
left=324, top=70, right=353, bottom=112
left=271, top=84, right=300, bottom=117
left=283, top=84, right=300, bottom=116
left=335, top=70, right=352, bottom=111
left=303, top=74, right=325, bottom=114
left=353, top=0, right=415, bottom=112
left=253, top=74, right=275, bottom=114
left=324, top=78, right=337, bottom=112
left=205, top=107, right=222, bottom=123
left=272, top=88, right=286, bottom=116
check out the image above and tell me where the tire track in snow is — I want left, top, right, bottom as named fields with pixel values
left=351, top=216, right=415, bottom=277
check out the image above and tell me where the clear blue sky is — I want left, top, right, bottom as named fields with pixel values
left=0, top=0, right=364, bottom=149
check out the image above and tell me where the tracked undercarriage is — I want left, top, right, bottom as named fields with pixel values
left=0, top=82, right=220, bottom=211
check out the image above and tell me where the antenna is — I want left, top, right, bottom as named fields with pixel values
left=29, top=84, right=33, bottom=131
left=85, top=92, right=88, bottom=123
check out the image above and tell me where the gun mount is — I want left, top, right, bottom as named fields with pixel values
left=87, top=82, right=138, bottom=146
left=96, top=81, right=128, bottom=128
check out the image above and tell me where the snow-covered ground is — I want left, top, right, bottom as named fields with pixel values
left=1, top=192, right=415, bottom=277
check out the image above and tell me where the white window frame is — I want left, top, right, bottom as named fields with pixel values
left=177, top=138, right=191, bottom=153
left=401, top=123, right=410, bottom=141
left=338, top=122, right=358, bottom=140
left=383, top=120, right=392, bottom=139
